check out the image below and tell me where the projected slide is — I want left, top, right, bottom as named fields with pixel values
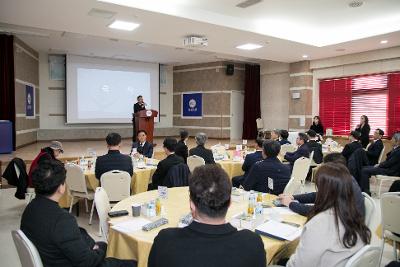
left=77, top=68, right=150, bottom=119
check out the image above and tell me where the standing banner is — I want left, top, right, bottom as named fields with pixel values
left=182, top=92, right=202, bottom=118
left=25, top=85, right=35, bottom=118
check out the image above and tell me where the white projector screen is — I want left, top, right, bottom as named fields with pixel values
left=66, top=55, right=159, bottom=123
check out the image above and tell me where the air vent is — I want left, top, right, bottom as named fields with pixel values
left=88, top=8, right=116, bottom=19
left=236, top=0, right=262, bottom=8
left=348, top=1, right=363, bottom=8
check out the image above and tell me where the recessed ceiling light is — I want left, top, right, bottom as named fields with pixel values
left=236, top=43, right=263, bottom=50
left=348, top=1, right=363, bottom=8
left=302, top=55, right=309, bottom=58
left=380, top=40, right=388, bottom=44
left=108, top=20, right=140, bottom=31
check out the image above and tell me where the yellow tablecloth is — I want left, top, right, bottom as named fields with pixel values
left=217, top=160, right=245, bottom=179
left=106, top=187, right=306, bottom=267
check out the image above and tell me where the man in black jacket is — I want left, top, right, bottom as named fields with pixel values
left=148, top=165, right=266, bottom=267
left=189, top=132, right=215, bottom=164
left=175, top=129, right=189, bottom=163
left=131, top=130, right=153, bottom=158
left=243, top=140, right=291, bottom=194
left=360, top=132, right=400, bottom=194
left=306, top=129, right=323, bottom=164
left=284, top=132, right=310, bottom=165
left=278, top=153, right=365, bottom=217
left=95, top=133, right=133, bottom=180
left=133, top=95, right=146, bottom=114
left=21, top=160, right=134, bottom=267
left=148, top=137, right=184, bottom=190
left=366, top=128, right=384, bottom=165
left=342, top=131, right=363, bottom=162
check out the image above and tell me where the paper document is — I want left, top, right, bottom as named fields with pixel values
left=111, top=218, right=151, bottom=234
left=264, top=207, right=298, bottom=216
left=255, top=220, right=302, bottom=241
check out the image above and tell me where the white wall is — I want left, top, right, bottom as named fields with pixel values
left=260, top=60, right=290, bottom=130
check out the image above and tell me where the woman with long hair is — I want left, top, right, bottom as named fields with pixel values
left=355, top=115, right=370, bottom=148
left=287, top=163, right=371, bottom=267
left=310, top=116, right=324, bottom=136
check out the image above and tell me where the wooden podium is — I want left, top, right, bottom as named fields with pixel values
left=132, top=109, right=158, bottom=143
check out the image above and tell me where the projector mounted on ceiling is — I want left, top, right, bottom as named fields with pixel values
left=183, top=36, right=208, bottom=47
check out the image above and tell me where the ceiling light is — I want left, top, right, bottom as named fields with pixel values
left=108, top=20, right=140, bottom=31
left=348, top=1, right=363, bottom=8
left=236, top=43, right=263, bottom=50
left=380, top=40, right=388, bottom=44
left=302, top=55, right=309, bottom=58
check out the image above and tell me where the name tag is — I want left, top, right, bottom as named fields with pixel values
left=268, top=177, right=274, bottom=190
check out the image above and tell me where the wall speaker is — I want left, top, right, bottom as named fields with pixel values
left=226, top=64, right=234, bottom=76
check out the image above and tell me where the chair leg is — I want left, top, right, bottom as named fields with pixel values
left=69, top=196, right=74, bottom=213
left=379, top=235, right=386, bottom=266
left=378, top=179, right=383, bottom=198
left=85, top=198, right=89, bottom=213
left=89, top=200, right=95, bottom=225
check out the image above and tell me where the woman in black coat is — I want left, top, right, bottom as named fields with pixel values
left=355, top=115, right=370, bottom=148
left=310, top=116, right=324, bottom=136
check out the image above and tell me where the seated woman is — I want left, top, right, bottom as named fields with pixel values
left=286, top=163, right=371, bottom=267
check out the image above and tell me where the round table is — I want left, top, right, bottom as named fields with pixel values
left=217, top=160, right=244, bottom=179
left=106, top=187, right=306, bottom=267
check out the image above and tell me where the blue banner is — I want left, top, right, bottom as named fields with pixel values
left=182, top=92, right=202, bottom=118
left=25, top=85, right=35, bottom=117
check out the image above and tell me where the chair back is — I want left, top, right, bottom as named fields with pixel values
left=378, top=146, right=386, bottom=164
left=280, top=144, right=296, bottom=157
left=11, top=230, right=43, bottom=267
left=362, top=192, right=376, bottom=229
left=283, top=157, right=310, bottom=195
left=65, top=163, right=87, bottom=194
left=164, top=163, right=190, bottom=188
left=187, top=155, right=205, bottom=173
left=100, top=170, right=131, bottom=202
left=256, top=118, right=264, bottom=130
left=94, top=187, right=111, bottom=240
left=344, top=245, right=381, bottom=267
left=309, top=150, right=315, bottom=165
left=380, top=192, right=400, bottom=235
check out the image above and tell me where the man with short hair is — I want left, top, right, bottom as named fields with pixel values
left=232, top=138, right=264, bottom=188
left=270, top=129, right=280, bottom=141
left=133, top=95, right=146, bottom=113
left=95, top=133, right=133, bottom=180
left=148, top=165, right=266, bottom=267
left=149, top=137, right=184, bottom=190
left=360, top=132, right=400, bottom=195
left=342, top=130, right=363, bottom=162
left=279, top=130, right=291, bottom=145
left=243, top=140, right=291, bottom=194
left=175, top=129, right=189, bottom=163
left=131, top=130, right=153, bottom=158
left=284, top=133, right=310, bottom=165
left=189, top=132, right=215, bottom=164
left=21, top=161, right=134, bottom=267
left=366, top=128, right=384, bottom=165
left=306, top=129, right=323, bottom=164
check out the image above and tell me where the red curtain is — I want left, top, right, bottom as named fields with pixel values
left=242, top=64, right=260, bottom=139
left=0, top=34, right=16, bottom=149
left=388, top=73, right=400, bottom=136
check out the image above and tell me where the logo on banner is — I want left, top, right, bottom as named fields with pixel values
left=25, top=85, right=35, bottom=118
left=188, top=99, right=197, bottom=111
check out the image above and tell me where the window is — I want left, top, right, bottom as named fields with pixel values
left=319, top=72, right=400, bottom=137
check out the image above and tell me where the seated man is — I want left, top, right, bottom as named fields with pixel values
left=270, top=129, right=280, bottom=141
left=131, top=130, right=153, bottom=158
left=95, top=133, right=133, bottom=180
left=175, top=129, right=189, bottom=163
left=342, top=131, right=363, bottom=163
left=148, top=165, right=266, bottom=267
left=232, top=138, right=264, bottom=188
left=278, top=153, right=365, bottom=217
left=360, top=132, right=400, bottom=195
left=21, top=160, right=134, bottom=267
left=279, top=130, right=291, bottom=145
left=189, top=132, right=215, bottom=164
left=366, top=128, right=384, bottom=165
left=306, top=129, right=323, bottom=164
left=243, top=140, right=291, bottom=194
left=149, top=137, right=184, bottom=190
left=284, top=133, right=310, bottom=165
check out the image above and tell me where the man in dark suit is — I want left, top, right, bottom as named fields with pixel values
left=148, top=137, right=184, bottom=190
left=131, top=130, right=153, bottom=158
left=95, top=133, right=133, bottom=180
left=279, top=130, right=291, bottom=145
left=21, top=160, right=134, bottom=267
left=232, top=138, right=264, bottom=187
left=243, top=140, right=291, bottom=194
left=284, top=133, right=310, bottom=165
left=189, top=132, right=215, bottom=164
left=360, top=132, right=400, bottom=195
left=306, top=129, right=323, bottom=164
left=148, top=164, right=266, bottom=267
left=366, top=128, right=384, bottom=165
left=133, top=95, right=146, bottom=114
left=342, top=130, right=363, bottom=163
left=175, top=129, right=189, bottom=163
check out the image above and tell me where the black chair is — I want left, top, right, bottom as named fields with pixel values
left=164, top=163, right=190, bottom=188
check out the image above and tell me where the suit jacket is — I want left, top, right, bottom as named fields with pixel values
left=151, top=154, right=184, bottom=188
left=175, top=140, right=188, bottom=163
left=243, top=157, right=291, bottom=194
left=284, top=144, right=310, bottom=164
left=366, top=139, right=384, bottom=165
left=94, top=150, right=133, bottom=180
left=379, top=147, right=400, bottom=176
left=348, top=148, right=369, bottom=184
left=133, top=102, right=146, bottom=114
left=189, top=145, right=215, bottom=164
left=355, top=124, right=371, bottom=148
left=342, top=141, right=363, bottom=162
left=148, top=221, right=266, bottom=267
left=21, top=196, right=105, bottom=267
left=2, top=158, right=28, bottom=199
left=306, top=140, right=323, bottom=164
left=242, top=150, right=263, bottom=177
left=279, top=139, right=291, bottom=145
left=132, top=141, right=153, bottom=158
